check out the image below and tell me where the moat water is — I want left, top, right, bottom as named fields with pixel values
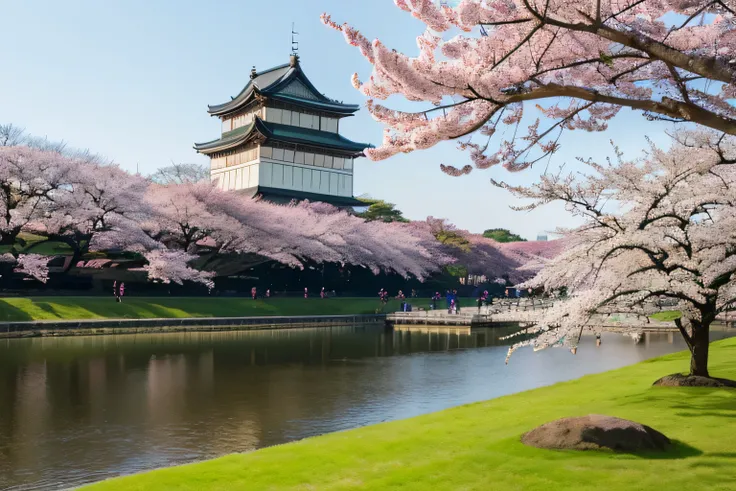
left=1, top=325, right=731, bottom=490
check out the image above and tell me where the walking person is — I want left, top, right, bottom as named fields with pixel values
left=119, top=283, right=125, bottom=303
left=378, top=288, right=388, bottom=305
left=320, top=287, right=325, bottom=299
left=266, top=289, right=271, bottom=298
left=113, top=280, right=118, bottom=302
left=251, top=287, right=257, bottom=300
left=304, top=287, right=308, bottom=299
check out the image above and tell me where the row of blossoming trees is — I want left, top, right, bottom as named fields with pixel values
left=325, top=0, right=736, bottom=379
left=0, top=143, right=552, bottom=290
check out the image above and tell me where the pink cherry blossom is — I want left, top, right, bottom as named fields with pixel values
left=14, top=254, right=50, bottom=283
left=324, top=1, right=736, bottom=173
left=145, top=182, right=449, bottom=281
left=143, top=250, right=215, bottom=289
left=0, top=146, right=76, bottom=246
left=500, top=130, right=736, bottom=377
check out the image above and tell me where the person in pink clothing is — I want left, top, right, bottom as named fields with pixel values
left=304, top=288, right=308, bottom=299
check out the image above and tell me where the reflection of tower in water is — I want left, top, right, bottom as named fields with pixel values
left=10, top=361, right=49, bottom=469
left=146, top=354, right=188, bottom=422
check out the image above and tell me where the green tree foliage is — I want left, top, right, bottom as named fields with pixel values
left=482, top=228, right=526, bottom=243
left=444, top=264, right=468, bottom=278
left=434, top=229, right=471, bottom=252
left=357, top=199, right=409, bottom=223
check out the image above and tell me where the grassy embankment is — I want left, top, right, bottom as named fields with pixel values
left=81, top=338, right=736, bottom=490
left=0, top=297, right=681, bottom=323
left=0, top=296, right=448, bottom=322
left=0, top=233, right=73, bottom=256
left=650, top=310, right=683, bottom=322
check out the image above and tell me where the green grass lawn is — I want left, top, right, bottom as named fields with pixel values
left=650, top=310, right=683, bottom=322
left=0, top=296, right=456, bottom=322
left=0, top=233, right=73, bottom=255
left=81, top=338, right=736, bottom=491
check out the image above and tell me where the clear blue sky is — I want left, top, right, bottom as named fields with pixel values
left=0, top=0, right=673, bottom=240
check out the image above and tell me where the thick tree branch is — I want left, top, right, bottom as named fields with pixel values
left=506, top=84, right=736, bottom=135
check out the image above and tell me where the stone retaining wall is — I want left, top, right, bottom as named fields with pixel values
left=0, top=314, right=387, bottom=339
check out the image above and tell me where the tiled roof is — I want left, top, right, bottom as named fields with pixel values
left=194, top=118, right=370, bottom=156
left=206, top=58, right=359, bottom=117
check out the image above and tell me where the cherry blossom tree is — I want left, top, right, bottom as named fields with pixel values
left=498, top=238, right=567, bottom=267
left=324, top=1, right=736, bottom=173
left=499, top=130, right=736, bottom=380
left=1, top=123, right=111, bottom=165
left=33, top=161, right=154, bottom=269
left=0, top=146, right=76, bottom=248
left=148, top=163, right=209, bottom=185
left=410, top=217, right=558, bottom=282
left=145, top=182, right=449, bottom=281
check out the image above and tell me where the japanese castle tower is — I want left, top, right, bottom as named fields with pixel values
left=195, top=54, right=368, bottom=207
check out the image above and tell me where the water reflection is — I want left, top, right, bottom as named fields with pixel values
left=0, top=326, right=732, bottom=490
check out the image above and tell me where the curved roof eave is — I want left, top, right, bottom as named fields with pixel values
left=254, top=119, right=369, bottom=155
left=207, top=63, right=293, bottom=116
left=268, top=94, right=360, bottom=115
left=194, top=122, right=261, bottom=155
left=194, top=117, right=372, bottom=156
left=205, top=61, right=361, bottom=117
left=207, top=86, right=258, bottom=116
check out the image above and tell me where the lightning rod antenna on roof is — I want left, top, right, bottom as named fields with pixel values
left=290, top=22, right=299, bottom=65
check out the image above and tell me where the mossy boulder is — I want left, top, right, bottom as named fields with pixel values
left=521, top=415, right=670, bottom=452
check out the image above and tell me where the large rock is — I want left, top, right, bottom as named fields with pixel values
left=653, top=373, right=736, bottom=388
left=521, top=415, right=670, bottom=452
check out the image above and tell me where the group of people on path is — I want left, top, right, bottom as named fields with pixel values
left=378, top=288, right=416, bottom=304
left=503, top=287, right=535, bottom=298
left=247, top=287, right=329, bottom=300
left=428, top=290, right=460, bottom=313
left=445, top=289, right=460, bottom=314
left=251, top=287, right=271, bottom=300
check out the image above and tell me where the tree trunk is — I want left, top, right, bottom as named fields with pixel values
left=689, top=321, right=710, bottom=378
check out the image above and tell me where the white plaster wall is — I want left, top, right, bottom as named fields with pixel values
left=259, top=159, right=353, bottom=197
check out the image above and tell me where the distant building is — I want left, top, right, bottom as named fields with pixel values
left=194, top=54, right=368, bottom=207
left=536, top=234, right=548, bottom=242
